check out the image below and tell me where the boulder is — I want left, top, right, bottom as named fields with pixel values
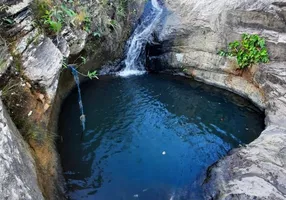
left=22, top=37, right=63, bottom=100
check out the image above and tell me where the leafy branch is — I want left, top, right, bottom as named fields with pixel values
left=62, top=56, right=99, bottom=80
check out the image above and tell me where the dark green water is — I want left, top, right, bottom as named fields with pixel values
left=59, top=74, right=264, bottom=200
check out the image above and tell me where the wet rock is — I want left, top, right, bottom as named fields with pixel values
left=0, top=99, right=44, bottom=200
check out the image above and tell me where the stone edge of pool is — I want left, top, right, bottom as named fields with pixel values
left=188, top=63, right=286, bottom=200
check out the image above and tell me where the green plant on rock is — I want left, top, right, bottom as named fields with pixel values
left=218, top=34, right=270, bottom=69
left=42, top=10, right=63, bottom=33
left=87, top=71, right=99, bottom=79
left=82, top=16, right=92, bottom=32
left=86, top=0, right=127, bottom=39
left=80, top=56, right=87, bottom=64
left=33, top=0, right=90, bottom=34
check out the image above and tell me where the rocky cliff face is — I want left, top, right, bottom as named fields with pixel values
left=0, top=99, right=44, bottom=200
left=150, top=0, right=286, bottom=199
left=0, top=0, right=144, bottom=199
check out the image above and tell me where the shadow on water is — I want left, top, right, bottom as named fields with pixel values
left=58, top=74, right=264, bottom=200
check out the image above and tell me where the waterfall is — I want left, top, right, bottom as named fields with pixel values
left=69, top=66, right=86, bottom=133
left=67, top=0, right=163, bottom=132
left=118, top=0, right=163, bottom=77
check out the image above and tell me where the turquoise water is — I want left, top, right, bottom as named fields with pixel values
left=59, top=74, right=264, bottom=200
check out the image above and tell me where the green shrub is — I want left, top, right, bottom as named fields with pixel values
left=218, top=34, right=270, bottom=69
left=33, top=0, right=131, bottom=38
left=33, top=0, right=89, bottom=34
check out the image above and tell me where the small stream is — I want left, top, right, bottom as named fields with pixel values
left=59, top=74, right=264, bottom=200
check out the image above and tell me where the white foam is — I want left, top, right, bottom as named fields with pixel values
left=117, top=70, right=146, bottom=77
left=151, top=0, right=161, bottom=10
left=169, top=193, right=175, bottom=200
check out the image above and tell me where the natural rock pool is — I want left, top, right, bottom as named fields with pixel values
left=58, top=74, right=264, bottom=200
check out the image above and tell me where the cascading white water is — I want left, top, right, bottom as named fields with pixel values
left=118, top=0, right=163, bottom=77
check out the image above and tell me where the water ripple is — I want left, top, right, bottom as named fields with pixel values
left=59, top=74, right=264, bottom=200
